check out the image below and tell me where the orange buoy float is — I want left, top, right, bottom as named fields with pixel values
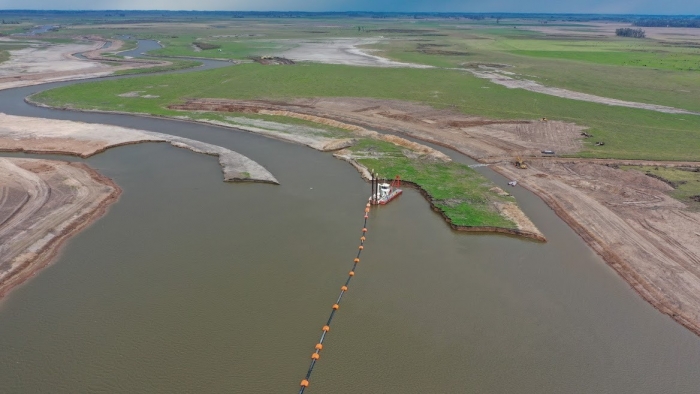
left=349, top=271, right=355, bottom=276
left=311, top=353, right=320, bottom=360
left=360, top=236, right=366, bottom=241
left=315, top=343, right=323, bottom=350
left=364, top=208, right=370, bottom=213
left=362, top=228, right=368, bottom=233
left=301, top=380, right=309, bottom=387
left=341, top=286, right=348, bottom=291
left=332, top=304, right=339, bottom=310
left=322, top=325, right=330, bottom=332
left=358, top=245, right=364, bottom=250
left=354, top=258, right=360, bottom=263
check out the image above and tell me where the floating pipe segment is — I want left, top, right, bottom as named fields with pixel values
left=298, top=202, right=371, bottom=393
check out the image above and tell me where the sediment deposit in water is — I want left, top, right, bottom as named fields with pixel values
left=0, top=113, right=278, bottom=184
left=0, top=158, right=119, bottom=297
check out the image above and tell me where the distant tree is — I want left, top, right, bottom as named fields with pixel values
left=616, top=28, right=646, bottom=38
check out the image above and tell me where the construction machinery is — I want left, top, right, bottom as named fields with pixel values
left=514, top=156, right=528, bottom=169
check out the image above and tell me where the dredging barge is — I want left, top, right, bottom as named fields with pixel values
left=370, top=173, right=402, bottom=205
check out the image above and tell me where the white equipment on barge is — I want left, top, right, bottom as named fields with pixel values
left=370, top=174, right=402, bottom=205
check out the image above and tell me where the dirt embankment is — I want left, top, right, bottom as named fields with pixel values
left=0, top=113, right=278, bottom=184
left=169, top=96, right=700, bottom=335
left=0, top=158, right=120, bottom=298
left=493, top=160, right=700, bottom=335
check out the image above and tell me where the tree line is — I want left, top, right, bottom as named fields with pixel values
left=616, top=28, right=646, bottom=38
left=633, top=18, right=700, bottom=28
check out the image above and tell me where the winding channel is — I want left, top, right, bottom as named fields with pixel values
left=1, top=41, right=700, bottom=393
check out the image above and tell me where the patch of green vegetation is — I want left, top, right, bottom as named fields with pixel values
left=148, top=36, right=287, bottom=60
left=113, top=59, right=202, bottom=75
left=31, top=63, right=700, bottom=162
left=511, top=50, right=700, bottom=71
left=621, top=166, right=700, bottom=210
left=0, top=50, right=8, bottom=64
left=353, top=139, right=514, bottom=227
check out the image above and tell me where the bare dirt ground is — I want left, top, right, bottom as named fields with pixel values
left=0, top=113, right=278, bottom=184
left=0, top=157, right=120, bottom=298
left=279, top=38, right=432, bottom=68
left=0, top=37, right=170, bottom=91
left=169, top=96, right=700, bottom=335
left=170, top=97, right=584, bottom=161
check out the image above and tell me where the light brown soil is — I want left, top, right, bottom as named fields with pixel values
left=0, top=113, right=278, bottom=184
left=170, top=96, right=700, bottom=335
left=0, top=158, right=121, bottom=299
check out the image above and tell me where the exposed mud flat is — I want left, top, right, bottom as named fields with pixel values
left=0, top=113, right=278, bottom=184
left=279, top=38, right=432, bottom=68
left=0, top=158, right=120, bottom=298
left=0, top=38, right=171, bottom=91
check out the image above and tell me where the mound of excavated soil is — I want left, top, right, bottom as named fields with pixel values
left=0, top=158, right=119, bottom=298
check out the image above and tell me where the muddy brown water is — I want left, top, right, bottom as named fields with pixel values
left=1, top=41, right=700, bottom=393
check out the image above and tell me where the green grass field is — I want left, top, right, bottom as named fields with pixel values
left=370, top=28, right=700, bottom=113
left=32, top=62, right=700, bottom=162
left=621, top=166, right=700, bottom=210
left=350, top=139, right=515, bottom=228
left=147, top=36, right=289, bottom=60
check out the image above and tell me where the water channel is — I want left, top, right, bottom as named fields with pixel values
left=1, top=41, right=699, bottom=393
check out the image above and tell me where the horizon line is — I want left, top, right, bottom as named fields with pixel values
left=0, top=10, right=699, bottom=17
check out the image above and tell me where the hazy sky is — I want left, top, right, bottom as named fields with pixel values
left=0, top=0, right=696, bottom=15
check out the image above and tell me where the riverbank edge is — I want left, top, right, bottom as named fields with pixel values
left=0, top=161, right=122, bottom=300
left=487, top=164, right=700, bottom=337
left=24, top=97, right=546, bottom=242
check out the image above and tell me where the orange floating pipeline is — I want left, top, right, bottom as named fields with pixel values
left=298, top=202, right=371, bottom=394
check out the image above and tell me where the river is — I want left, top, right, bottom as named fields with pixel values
left=0, top=41, right=699, bottom=393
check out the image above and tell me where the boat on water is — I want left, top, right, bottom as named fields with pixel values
left=370, top=175, right=403, bottom=205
